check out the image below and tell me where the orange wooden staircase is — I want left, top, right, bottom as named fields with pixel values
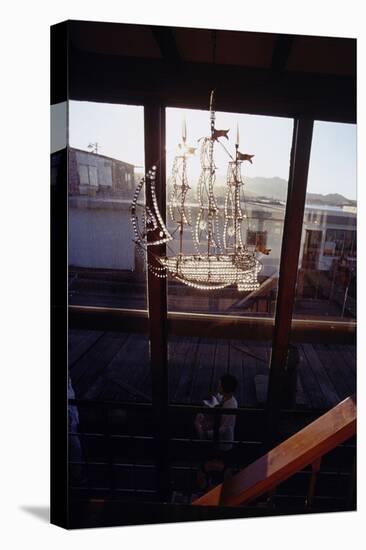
left=192, top=395, right=356, bottom=507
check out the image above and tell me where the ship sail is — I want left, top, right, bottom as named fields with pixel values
left=168, top=120, right=195, bottom=230
left=130, top=167, right=173, bottom=247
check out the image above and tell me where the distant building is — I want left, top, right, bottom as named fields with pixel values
left=67, top=148, right=137, bottom=271
left=68, top=147, right=135, bottom=197
left=64, top=148, right=356, bottom=317
left=300, top=204, right=356, bottom=271
left=342, top=205, right=357, bottom=214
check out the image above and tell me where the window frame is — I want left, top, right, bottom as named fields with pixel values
left=67, top=100, right=356, bottom=439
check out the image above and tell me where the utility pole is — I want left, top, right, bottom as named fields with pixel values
left=87, top=142, right=99, bottom=154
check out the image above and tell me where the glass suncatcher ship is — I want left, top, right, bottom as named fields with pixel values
left=130, top=92, right=267, bottom=292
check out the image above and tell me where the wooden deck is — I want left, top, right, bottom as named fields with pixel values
left=69, top=329, right=356, bottom=410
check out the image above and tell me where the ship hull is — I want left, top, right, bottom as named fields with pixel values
left=158, top=253, right=262, bottom=291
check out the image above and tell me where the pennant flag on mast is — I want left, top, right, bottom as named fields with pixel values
left=182, top=119, right=187, bottom=142
left=237, top=152, right=255, bottom=163
left=212, top=129, right=230, bottom=141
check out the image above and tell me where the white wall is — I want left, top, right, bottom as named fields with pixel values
left=68, top=199, right=134, bottom=270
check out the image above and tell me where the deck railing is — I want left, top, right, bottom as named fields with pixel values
left=68, top=397, right=355, bottom=509
left=192, top=395, right=356, bottom=507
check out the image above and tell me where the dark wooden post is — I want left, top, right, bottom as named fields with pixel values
left=50, top=21, right=69, bottom=529
left=265, top=119, right=314, bottom=445
left=144, top=103, right=170, bottom=500
left=51, top=146, right=68, bottom=527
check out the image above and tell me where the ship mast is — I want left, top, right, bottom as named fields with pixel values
left=179, top=119, right=187, bottom=257
left=223, top=123, right=246, bottom=253
left=234, top=124, right=239, bottom=251
left=234, top=123, right=243, bottom=252
left=168, top=118, right=194, bottom=259
left=208, top=90, right=216, bottom=257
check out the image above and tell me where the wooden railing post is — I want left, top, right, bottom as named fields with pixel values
left=305, top=457, right=322, bottom=509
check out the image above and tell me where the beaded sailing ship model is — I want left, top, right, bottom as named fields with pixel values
left=130, top=91, right=265, bottom=292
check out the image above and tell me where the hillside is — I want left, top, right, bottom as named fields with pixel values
left=137, top=173, right=356, bottom=207
left=224, top=176, right=355, bottom=206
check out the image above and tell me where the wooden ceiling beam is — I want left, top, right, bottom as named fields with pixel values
left=271, top=35, right=295, bottom=72
left=151, top=26, right=181, bottom=64
left=68, top=48, right=356, bottom=123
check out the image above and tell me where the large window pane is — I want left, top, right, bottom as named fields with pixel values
left=294, top=121, right=357, bottom=321
left=68, top=101, right=147, bottom=309
left=288, top=121, right=356, bottom=413
left=165, top=107, right=293, bottom=317
left=67, top=102, right=151, bottom=405
left=165, top=107, right=293, bottom=407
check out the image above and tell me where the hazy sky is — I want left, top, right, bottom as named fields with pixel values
left=69, top=101, right=357, bottom=200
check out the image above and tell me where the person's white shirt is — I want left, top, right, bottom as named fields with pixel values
left=206, top=394, right=238, bottom=450
left=218, top=395, right=238, bottom=450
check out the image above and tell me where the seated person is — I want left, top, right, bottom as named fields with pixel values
left=195, top=374, right=238, bottom=489
left=68, top=377, right=85, bottom=484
